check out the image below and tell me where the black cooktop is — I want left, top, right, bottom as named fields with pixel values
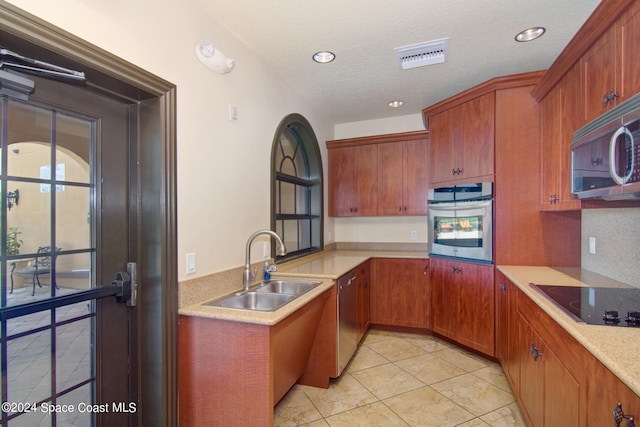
left=530, top=284, right=640, bottom=327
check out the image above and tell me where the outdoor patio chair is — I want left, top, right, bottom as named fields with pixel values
left=10, top=246, right=61, bottom=296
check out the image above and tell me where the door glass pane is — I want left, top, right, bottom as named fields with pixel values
left=7, top=180, right=51, bottom=252
left=56, top=317, right=92, bottom=391
left=58, top=384, right=93, bottom=426
left=7, top=99, right=52, bottom=180
left=1, top=95, right=98, bottom=426
left=7, top=329, right=52, bottom=403
left=56, top=112, right=91, bottom=185
left=56, top=186, right=91, bottom=250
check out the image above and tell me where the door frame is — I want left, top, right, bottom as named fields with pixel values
left=0, top=2, right=178, bottom=426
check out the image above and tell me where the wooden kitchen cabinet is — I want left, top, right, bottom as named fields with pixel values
left=517, top=314, right=580, bottom=427
left=370, top=258, right=430, bottom=329
left=429, top=257, right=494, bottom=356
left=377, top=139, right=429, bottom=215
left=583, top=0, right=640, bottom=122
left=356, top=260, right=370, bottom=342
left=539, top=62, right=582, bottom=211
left=327, top=131, right=429, bottom=217
left=428, top=92, right=495, bottom=185
left=178, top=287, right=330, bottom=427
left=327, top=144, right=378, bottom=216
left=495, top=272, right=519, bottom=392
left=515, top=284, right=587, bottom=427
left=586, top=356, right=640, bottom=425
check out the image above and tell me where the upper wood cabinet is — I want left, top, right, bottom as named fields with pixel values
left=583, top=0, right=640, bottom=122
left=428, top=92, right=495, bottom=185
left=377, top=139, right=429, bottom=215
left=327, top=144, right=378, bottom=216
left=539, top=63, right=583, bottom=211
left=327, top=131, right=429, bottom=217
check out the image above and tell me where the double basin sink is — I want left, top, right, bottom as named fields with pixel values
left=203, top=280, right=322, bottom=312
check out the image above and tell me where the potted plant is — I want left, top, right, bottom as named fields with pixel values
left=7, top=226, right=22, bottom=256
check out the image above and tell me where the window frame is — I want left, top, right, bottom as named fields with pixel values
left=270, top=114, right=323, bottom=262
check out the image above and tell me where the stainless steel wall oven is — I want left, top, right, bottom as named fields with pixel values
left=427, top=182, right=493, bottom=263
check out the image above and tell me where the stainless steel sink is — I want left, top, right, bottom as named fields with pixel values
left=203, top=291, right=295, bottom=312
left=254, top=280, right=321, bottom=296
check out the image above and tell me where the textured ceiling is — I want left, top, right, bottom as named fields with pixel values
left=198, top=0, right=601, bottom=125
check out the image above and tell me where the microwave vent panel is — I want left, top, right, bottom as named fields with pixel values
left=395, top=38, right=449, bottom=70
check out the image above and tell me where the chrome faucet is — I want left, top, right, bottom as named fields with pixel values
left=243, top=230, right=286, bottom=291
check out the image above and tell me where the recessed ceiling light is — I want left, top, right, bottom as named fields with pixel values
left=388, top=100, right=404, bottom=108
left=515, top=27, right=546, bottom=42
left=312, top=51, right=335, bottom=63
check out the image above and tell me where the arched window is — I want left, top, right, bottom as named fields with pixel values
left=271, top=114, right=323, bottom=261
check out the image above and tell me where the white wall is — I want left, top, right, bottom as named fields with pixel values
left=7, top=0, right=333, bottom=280
left=334, top=114, right=425, bottom=139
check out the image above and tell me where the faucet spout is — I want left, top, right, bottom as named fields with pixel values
left=243, top=230, right=287, bottom=291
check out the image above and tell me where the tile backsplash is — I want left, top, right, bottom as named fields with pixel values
left=582, top=207, right=640, bottom=287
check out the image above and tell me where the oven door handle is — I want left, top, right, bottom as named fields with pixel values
left=430, top=199, right=492, bottom=212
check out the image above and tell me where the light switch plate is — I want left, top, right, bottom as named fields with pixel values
left=186, top=252, right=196, bottom=274
left=588, top=237, right=596, bottom=254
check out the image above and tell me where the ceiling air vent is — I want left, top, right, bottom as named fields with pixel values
left=395, top=37, right=449, bottom=70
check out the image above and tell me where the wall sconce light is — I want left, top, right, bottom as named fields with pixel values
left=7, top=189, right=19, bottom=210
left=194, top=42, right=235, bottom=74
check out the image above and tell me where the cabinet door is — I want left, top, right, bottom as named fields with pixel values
left=544, top=345, right=580, bottom=427
left=587, top=356, right=640, bottom=425
left=328, top=145, right=377, bottom=216
left=620, top=0, right=640, bottom=104
left=430, top=257, right=458, bottom=339
left=583, top=23, right=619, bottom=122
left=403, top=139, right=429, bottom=215
left=370, top=258, right=429, bottom=329
left=518, top=316, right=544, bottom=427
left=540, top=63, right=582, bottom=211
left=328, top=147, right=354, bottom=216
left=429, top=107, right=458, bottom=184
left=353, top=144, right=378, bottom=216
left=377, top=142, right=404, bottom=215
left=356, top=261, right=370, bottom=343
left=495, top=272, right=519, bottom=389
left=460, top=93, right=495, bottom=180
left=455, top=261, right=494, bottom=356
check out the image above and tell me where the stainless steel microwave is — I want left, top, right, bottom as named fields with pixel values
left=571, top=93, right=640, bottom=200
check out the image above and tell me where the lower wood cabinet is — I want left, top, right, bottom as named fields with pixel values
left=517, top=314, right=580, bottom=427
left=497, top=273, right=640, bottom=427
left=495, top=271, right=519, bottom=390
left=586, top=356, right=640, bottom=425
left=356, top=260, right=370, bottom=342
left=370, top=258, right=430, bottom=329
left=430, top=257, right=494, bottom=356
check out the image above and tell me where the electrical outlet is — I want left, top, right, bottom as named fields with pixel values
left=410, top=230, right=417, bottom=241
left=186, top=252, right=196, bottom=275
left=589, top=237, right=596, bottom=254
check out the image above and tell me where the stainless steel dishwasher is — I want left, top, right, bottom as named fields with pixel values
left=337, top=268, right=358, bottom=375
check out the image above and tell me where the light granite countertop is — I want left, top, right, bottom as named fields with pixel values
left=498, top=265, right=640, bottom=397
left=178, top=249, right=428, bottom=326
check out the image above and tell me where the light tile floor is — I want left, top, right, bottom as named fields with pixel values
left=274, top=329, right=526, bottom=427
